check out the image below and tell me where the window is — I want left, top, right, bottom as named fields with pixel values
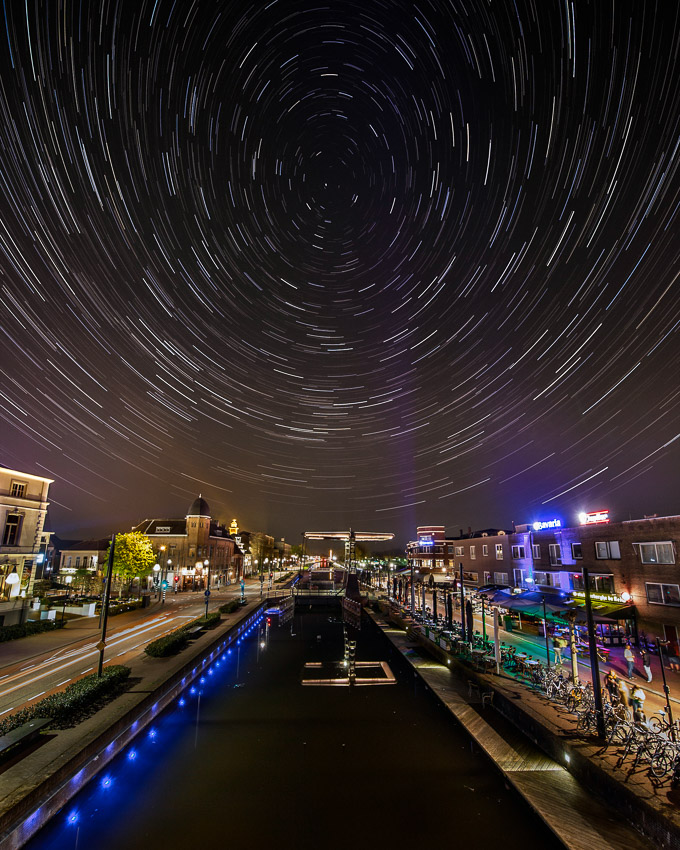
left=496, top=572, right=509, bottom=585
left=532, top=544, right=541, bottom=559
left=483, top=571, right=491, bottom=584
left=571, top=543, right=583, bottom=559
left=549, top=544, right=561, bottom=565
left=511, top=545, right=526, bottom=559
left=10, top=481, right=26, bottom=498
left=462, top=571, right=478, bottom=582
left=638, top=542, right=675, bottom=565
left=495, top=544, right=504, bottom=560
left=2, top=514, right=21, bottom=546
left=75, top=557, right=80, bottom=567
left=595, top=541, right=621, bottom=559
left=646, top=583, right=680, bottom=606
left=82, top=556, right=88, bottom=568
left=447, top=545, right=453, bottom=554
left=470, top=545, right=476, bottom=559
left=455, top=546, right=464, bottom=556
left=482, top=545, right=489, bottom=557
left=534, top=572, right=556, bottom=587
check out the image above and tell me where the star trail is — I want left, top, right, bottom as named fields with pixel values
left=1, top=0, right=679, bottom=542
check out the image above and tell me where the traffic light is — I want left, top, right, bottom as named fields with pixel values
left=174, top=576, right=179, bottom=582
left=266, top=617, right=271, bottom=627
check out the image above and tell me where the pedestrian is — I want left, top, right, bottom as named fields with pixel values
left=630, top=684, right=646, bottom=722
left=604, top=670, right=618, bottom=702
left=668, top=644, right=680, bottom=672
left=641, top=647, right=652, bottom=683
left=624, top=643, right=635, bottom=679
left=553, top=636, right=563, bottom=665
left=617, top=678, right=630, bottom=709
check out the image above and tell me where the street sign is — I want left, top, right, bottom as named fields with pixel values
left=161, top=581, right=169, bottom=589
left=204, top=589, right=211, bottom=597
left=96, top=640, right=106, bottom=651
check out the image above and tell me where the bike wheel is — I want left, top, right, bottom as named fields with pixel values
left=566, top=691, right=582, bottom=713
left=650, top=748, right=674, bottom=779
left=648, top=716, right=664, bottom=735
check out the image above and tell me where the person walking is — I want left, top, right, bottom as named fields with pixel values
left=617, top=678, right=630, bottom=710
left=631, top=684, right=646, bottom=722
left=604, top=669, right=619, bottom=703
left=624, top=643, right=635, bottom=679
left=553, top=635, right=565, bottom=665
left=641, top=648, right=652, bottom=683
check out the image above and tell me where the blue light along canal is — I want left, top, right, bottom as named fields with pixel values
left=25, top=610, right=564, bottom=850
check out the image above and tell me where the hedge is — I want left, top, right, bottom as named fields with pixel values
left=0, top=665, right=131, bottom=736
left=144, top=612, right=222, bottom=657
left=0, top=619, right=66, bottom=643
left=218, top=599, right=242, bottom=614
left=145, top=631, right=190, bottom=657
left=102, top=600, right=144, bottom=616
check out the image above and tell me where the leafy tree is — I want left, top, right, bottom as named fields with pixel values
left=106, top=532, right=155, bottom=594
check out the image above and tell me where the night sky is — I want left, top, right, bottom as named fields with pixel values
left=1, top=0, right=679, bottom=545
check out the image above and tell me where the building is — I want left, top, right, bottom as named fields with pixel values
left=132, top=496, right=237, bottom=589
left=0, top=466, right=53, bottom=624
left=406, top=525, right=514, bottom=590
left=58, top=538, right=110, bottom=583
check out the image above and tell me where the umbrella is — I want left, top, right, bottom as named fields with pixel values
left=432, top=587, right=438, bottom=621
left=465, top=599, right=474, bottom=641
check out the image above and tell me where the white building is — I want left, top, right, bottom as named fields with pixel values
left=0, top=466, right=53, bottom=625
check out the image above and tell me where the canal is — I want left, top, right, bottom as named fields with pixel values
left=26, top=608, right=564, bottom=849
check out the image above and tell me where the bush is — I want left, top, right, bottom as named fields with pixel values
left=196, top=612, right=221, bottom=629
left=0, top=619, right=66, bottom=643
left=0, top=665, right=130, bottom=736
left=145, top=631, right=189, bottom=657
left=104, top=600, right=143, bottom=616
left=218, top=599, right=241, bottom=614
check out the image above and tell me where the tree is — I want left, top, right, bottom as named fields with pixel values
left=106, top=532, right=155, bottom=595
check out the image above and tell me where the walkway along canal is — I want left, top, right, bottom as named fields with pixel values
left=25, top=608, right=563, bottom=850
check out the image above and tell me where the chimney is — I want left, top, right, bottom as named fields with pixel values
left=468, top=526, right=472, bottom=537
left=459, top=529, right=463, bottom=538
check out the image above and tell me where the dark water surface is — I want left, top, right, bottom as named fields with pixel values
left=27, top=610, right=564, bottom=850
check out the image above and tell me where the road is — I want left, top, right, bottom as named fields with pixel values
left=0, top=580, right=266, bottom=718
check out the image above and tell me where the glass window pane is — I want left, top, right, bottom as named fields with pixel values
left=609, top=541, right=621, bottom=558
left=646, top=583, right=663, bottom=604
left=658, top=543, right=675, bottom=565
left=595, top=542, right=608, bottom=559
left=663, top=585, right=680, bottom=605
left=640, top=544, right=656, bottom=563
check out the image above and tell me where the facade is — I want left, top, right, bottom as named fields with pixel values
left=0, top=466, right=53, bottom=606
left=406, top=525, right=514, bottom=589
left=409, top=510, right=680, bottom=645
left=132, top=496, right=237, bottom=589
left=58, top=538, right=110, bottom=580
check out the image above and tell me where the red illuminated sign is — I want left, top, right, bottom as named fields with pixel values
left=579, top=509, right=610, bottom=525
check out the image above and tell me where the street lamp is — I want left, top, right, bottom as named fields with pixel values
left=153, top=563, right=161, bottom=599
left=203, top=559, right=210, bottom=619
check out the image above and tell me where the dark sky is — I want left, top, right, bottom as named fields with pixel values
left=1, top=0, right=679, bottom=547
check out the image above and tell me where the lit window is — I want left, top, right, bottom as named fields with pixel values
left=646, top=583, right=680, bottom=605
left=482, top=545, right=489, bottom=557
left=532, top=544, right=541, bottom=559
left=10, top=481, right=26, bottom=498
left=455, top=546, right=464, bottom=556
left=549, top=544, right=562, bottom=565
left=495, top=544, right=504, bottom=560
left=638, top=542, right=675, bottom=565
left=595, top=541, right=621, bottom=559
left=470, top=545, right=476, bottom=559
left=2, top=514, right=21, bottom=546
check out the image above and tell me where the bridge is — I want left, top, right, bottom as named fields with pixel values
left=303, top=528, right=394, bottom=572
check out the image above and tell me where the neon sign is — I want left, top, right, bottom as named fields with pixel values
left=532, top=519, right=562, bottom=531
left=579, top=510, right=609, bottom=525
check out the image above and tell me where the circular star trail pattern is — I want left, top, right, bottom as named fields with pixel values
left=1, top=0, right=679, bottom=540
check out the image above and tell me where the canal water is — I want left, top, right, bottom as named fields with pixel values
left=27, top=609, right=563, bottom=850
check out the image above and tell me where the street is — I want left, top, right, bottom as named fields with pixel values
left=0, top=580, right=263, bottom=717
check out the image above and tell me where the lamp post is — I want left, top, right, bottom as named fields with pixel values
left=204, top=559, right=210, bottom=619
left=153, top=563, right=161, bottom=599
left=164, top=559, right=171, bottom=602
left=656, top=638, right=676, bottom=741
left=583, top=566, right=606, bottom=739
left=542, top=596, right=551, bottom=668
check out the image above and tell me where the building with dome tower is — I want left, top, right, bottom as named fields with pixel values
left=132, top=495, right=240, bottom=590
